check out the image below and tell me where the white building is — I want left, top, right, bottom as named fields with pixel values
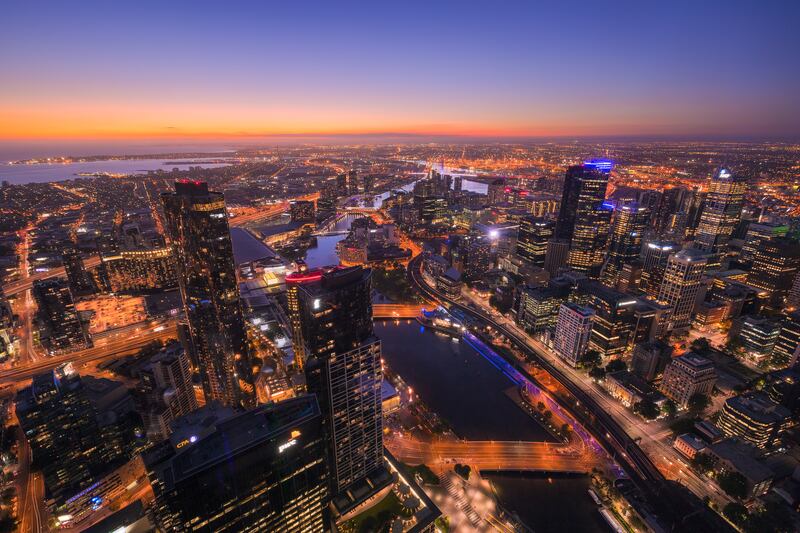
left=553, top=303, right=595, bottom=367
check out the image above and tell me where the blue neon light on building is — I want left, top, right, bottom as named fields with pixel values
left=583, top=159, right=614, bottom=172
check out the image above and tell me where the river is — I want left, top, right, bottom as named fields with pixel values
left=377, top=321, right=607, bottom=532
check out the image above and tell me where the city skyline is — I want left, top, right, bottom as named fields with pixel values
left=2, top=2, right=800, bottom=531
left=2, top=1, right=799, bottom=142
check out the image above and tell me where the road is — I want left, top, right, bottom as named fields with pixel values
left=386, top=435, right=598, bottom=474
left=406, top=254, right=728, bottom=530
left=0, top=325, right=176, bottom=386
left=15, top=418, right=46, bottom=533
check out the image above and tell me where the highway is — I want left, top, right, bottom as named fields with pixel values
left=0, top=325, right=176, bottom=386
left=406, top=254, right=727, bottom=530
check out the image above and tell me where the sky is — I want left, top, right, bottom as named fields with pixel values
left=1, top=0, right=799, bottom=143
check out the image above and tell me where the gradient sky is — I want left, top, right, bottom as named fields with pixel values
left=1, top=0, right=799, bottom=141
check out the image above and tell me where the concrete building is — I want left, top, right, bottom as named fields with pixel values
left=716, top=392, right=791, bottom=449
left=657, top=249, right=708, bottom=331
left=660, top=352, right=716, bottom=407
left=553, top=303, right=595, bottom=367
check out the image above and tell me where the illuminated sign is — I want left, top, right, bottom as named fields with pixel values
left=313, top=298, right=321, bottom=310
left=718, top=169, right=731, bottom=178
left=278, top=439, right=298, bottom=453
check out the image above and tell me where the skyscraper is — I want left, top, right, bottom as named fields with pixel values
left=145, top=395, right=329, bottom=532
left=640, top=240, right=678, bottom=298
left=297, top=266, right=386, bottom=503
left=285, top=260, right=323, bottom=369
left=161, top=180, right=256, bottom=409
left=740, top=222, right=789, bottom=264
left=32, top=278, right=90, bottom=354
left=553, top=303, right=595, bottom=367
left=137, top=341, right=199, bottom=440
left=746, top=237, right=800, bottom=307
left=601, top=202, right=649, bottom=288
left=515, top=216, right=553, bottom=268
left=556, top=160, right=613, bottom=277
left=658, top=249, right=708, bottom=330
left=693, top=168, right=747, bottom=254
left=16, top=365, right=104, bottom=505
left=771, top=311, right=800, bottom=368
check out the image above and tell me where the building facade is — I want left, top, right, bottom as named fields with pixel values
left=161, top=180, right=256, bottom=409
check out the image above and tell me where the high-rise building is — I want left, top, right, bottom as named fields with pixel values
left=556, top=161, right=613, bottom=277
left=741, top=222, right=789, bottom=264
left=543, top=239, right=570, bottom=277
left=515, top=216, right=553, bottom=268
left=640, top=240, right=678, bottom=298
left=716, top=392, right=791, bottom=449
left=788, top=271, right=800, bottom=311
left=286, top=261, right=323, bottom=369
left=746, top=237, right=800, bottom=307
left=738, top=316, right=781, bottom=364
left=161, top=180, right=256, bottom=409
left=137, top=341, right=199, bottom=440
left=62, top=248, right=94, bottom=296
left=553, top=303, right=595, bottom=367
left=660, top=353, right=716, bottom=407
left=601, top=203, right=649, bottom=288
left=555, top=160, right=611, bottom=241
left=693, top=168, right=747, bottom=254
left=32, top=278, right=90, bottom=354
left=487, top=178, right=507, bottom=206
left=653, top=187, right=687, bottom=236
left=771, top=311, right=800, bottom=368
left=146, top=396, right=329, bottom=532
left=583, top=282, right=637, bottom=359
left=297, top=266, right=386, bottom=502
left=16, top=365, right=104, bottom=505
left=631, top=340, right=673, bottom=381
left=657, top=249, right=708, bottom=330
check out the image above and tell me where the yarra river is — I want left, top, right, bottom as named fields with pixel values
left=229, top=190, right=608, bottom=531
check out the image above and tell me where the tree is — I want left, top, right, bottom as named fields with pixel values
left=561, top=423, right=571, bottom=435
left=583, top=350, right=602, bottom=368
left=606, top=359, right=626, bottom=373
left=717, top=471, right=748, bottom=500
left=722, top=502, right=748, bottom=526
left=687, top=393, right=710, bottom=414
left=588, top=366, right=606, bottom=381
left=661, top=400, right=677, bottom=418
left=633, top=398, right=660, bottom=420
left=536, top=401, right=546, bottom=413
left=691, top=337, right=710, bottom=352
left=669, top=417, right=697, bottom=436
left=543, top=410, right=553, bottom=421
left=454, top=463, right=471, bottom=480
left=692, top=453, right=714, bottom=474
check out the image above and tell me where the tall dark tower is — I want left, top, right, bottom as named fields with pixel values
left=601, top=202, right=649, bottom=288
left=298, top=266, right=385, bottom=504
left=557, top=160, right=612, bottom=277
left=161, top=180, right=256, bottom=409
left=516, top=216, right=553, bottom=268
